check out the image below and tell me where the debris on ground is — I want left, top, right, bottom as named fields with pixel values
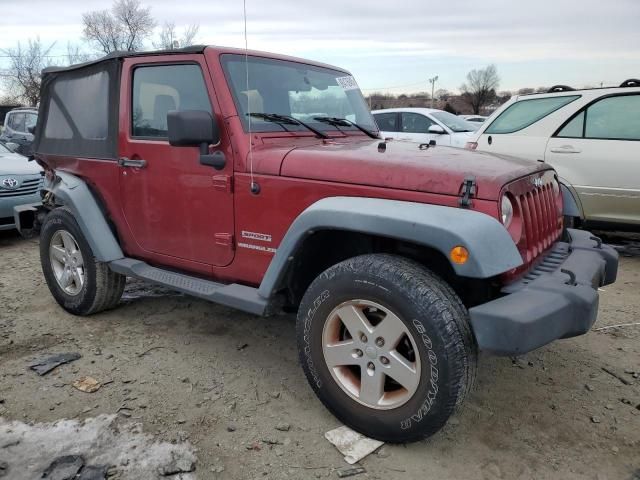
left=325, top=426, right=384, bottom=465
left=72, top=377, right=102, bottom=393
left=29, top=353, right=81, bottom=376
left=336, top=465, right=366, bottom=478
left=0, top=415, right=197, bottom=480
left=0, top=461, right=8, bottom=478
left=158, top=452, right=195, bottom=476
left=602, top=366, right=632, bottom=385
left=77, top=464, right=109, bottom=480
left=275, top=422, right=291, bottom=432
left=42, top=455, right=85, bottom=479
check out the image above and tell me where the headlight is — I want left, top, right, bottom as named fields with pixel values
left=501, top=195, right=513, bottom=227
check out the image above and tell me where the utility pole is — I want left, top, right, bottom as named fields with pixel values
left=428, top=76, right=438, bottom=109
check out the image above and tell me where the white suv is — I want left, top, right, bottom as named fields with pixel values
left=467, top=80, right=640, bottom=228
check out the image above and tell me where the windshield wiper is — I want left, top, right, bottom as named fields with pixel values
left=248, top=113, right=329, bottom=139
left=314, top=117, right=380, bottom=139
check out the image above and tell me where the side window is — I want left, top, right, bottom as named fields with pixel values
left=374, top=112, right=400, bottom=132
left=25, top=113, right=37, bottom=133
left=9, top=113, right=25, bottom=132
left=132, top=64, right=212, bottom=138
left=584, top=95, right=640, bottom=140
left=401, top=113, right=435, bottom=133
left=557, top=111, right=585, bottom=138
left=486, top=95, right=580, bottom=134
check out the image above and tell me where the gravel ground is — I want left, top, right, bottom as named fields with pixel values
left=0, top=230, right=638, bottom=479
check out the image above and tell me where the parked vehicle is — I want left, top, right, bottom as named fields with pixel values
left=0, top=107, right=38, bottom=149
left=467, top=81, right=640, bottom=228
left=0, top=141, right=43, bottom=231
left=16, top=46, right=617, bottom=443
left=372, top=108, right=477, bottom=147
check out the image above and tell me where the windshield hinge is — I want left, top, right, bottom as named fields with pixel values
left=459, top=175, right=477, bottom=208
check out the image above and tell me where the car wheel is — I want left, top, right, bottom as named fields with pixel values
left=40, top=207, right=125, bottom=315
left=297, top=254, right=477, bottom=443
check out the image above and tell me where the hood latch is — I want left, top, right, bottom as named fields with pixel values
left=459, top=175, right=476, bottom=208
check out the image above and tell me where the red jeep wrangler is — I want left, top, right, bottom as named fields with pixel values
left=17, top=46, right=618, bottom=442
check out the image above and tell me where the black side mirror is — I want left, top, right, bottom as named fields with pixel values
left=167, top=110, right=226, bottom=170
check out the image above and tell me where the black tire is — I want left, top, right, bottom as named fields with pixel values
left=40, top=207, right=125, bottom=316
left=296, top=254, right=477, bottom=443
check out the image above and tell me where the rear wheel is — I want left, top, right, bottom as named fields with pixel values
left=296, top=254, right=477, bottom=443
left=40, top=207, right=125, bottom=315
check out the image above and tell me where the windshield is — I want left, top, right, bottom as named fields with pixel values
left=222, top=54, right=377, bottom=135
left=431, top=111, right=476, bottom=132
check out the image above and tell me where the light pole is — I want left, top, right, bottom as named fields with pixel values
left=428, top=76, right=438, bottom=109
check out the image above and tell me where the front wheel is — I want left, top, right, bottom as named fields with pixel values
left=296, top=254, right=477, bottom=443
left=40, top=207, right=125, bottom=316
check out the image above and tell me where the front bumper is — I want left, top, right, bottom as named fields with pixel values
left=1, top=194, right=41, bottom=230
left=468, top=228, right=618, bottom=356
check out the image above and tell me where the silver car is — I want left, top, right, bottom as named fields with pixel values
left=0, top=142, right=43, bottom=231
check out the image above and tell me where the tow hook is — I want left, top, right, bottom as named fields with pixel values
left=590, top=236, right=603, bottom=249
left=561, top=268, right=577, bottom=286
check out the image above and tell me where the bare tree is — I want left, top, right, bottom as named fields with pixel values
left=66, top=42, right=95, bottom=64
left=154, top=22, right=200, bottom=50
left=434, top=88, right=451, bottom=101
left=460, top=65, right=500, bottom=114
left=82, top=0, right=155, bottom=54
left=0, top=38, right=56, bottom=106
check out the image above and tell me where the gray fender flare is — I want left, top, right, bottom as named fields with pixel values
left=50, top=171, right=124, bottom=262
left=258, top=197, right=523, bottom=298
left=560, top=181, right=583, bottom=219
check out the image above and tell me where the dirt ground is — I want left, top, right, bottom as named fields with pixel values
left=0, top=230, right=638, bottom=480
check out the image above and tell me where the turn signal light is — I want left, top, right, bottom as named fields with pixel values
left=450, top=246, right=469, bottom=264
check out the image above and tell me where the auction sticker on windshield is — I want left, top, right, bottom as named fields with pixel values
left=336, top=76, right=359, bottom=91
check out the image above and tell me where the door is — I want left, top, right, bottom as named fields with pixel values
left=373, top=112, right=400, bottom=138
left=398, top=112, right=445, bottom=144
left=545, top=93, right=640, bottom=225
left=478, top=95, right=582, bottom=160
left=119, top=57, right=235, bottom=267
left=4, top=113, right=25, bottom=143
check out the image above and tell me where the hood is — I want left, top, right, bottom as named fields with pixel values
left=0, top=151, right=42, bottom=175
left=280, top=138, right=550, bottom=200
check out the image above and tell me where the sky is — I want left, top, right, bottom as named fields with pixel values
left=1, top=0, right=640, bottom=96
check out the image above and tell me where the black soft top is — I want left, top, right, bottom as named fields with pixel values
left=42, top=45, right=207, bottom=75
left=35, top=46, right=207, bottom=159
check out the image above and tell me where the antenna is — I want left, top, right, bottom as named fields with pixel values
left=243, top=0, right=258, bottom=194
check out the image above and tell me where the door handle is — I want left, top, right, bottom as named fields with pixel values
left=118, top=157, right=147, bottom=168
left=550, top=145, right=581, bottom=154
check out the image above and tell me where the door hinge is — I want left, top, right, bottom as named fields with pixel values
left=459, top=175, right=476, bottom=208
left=212, top=174, right=233, bottom=193
left=215, top=233, right=234, bottom=249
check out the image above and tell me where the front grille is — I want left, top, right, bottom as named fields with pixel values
left=505, top=170, right=563, bottom=275
left=0, top=177, right=43, bottom=198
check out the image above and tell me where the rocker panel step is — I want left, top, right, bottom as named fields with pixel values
left=109, top=258, right=267, bottom=316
